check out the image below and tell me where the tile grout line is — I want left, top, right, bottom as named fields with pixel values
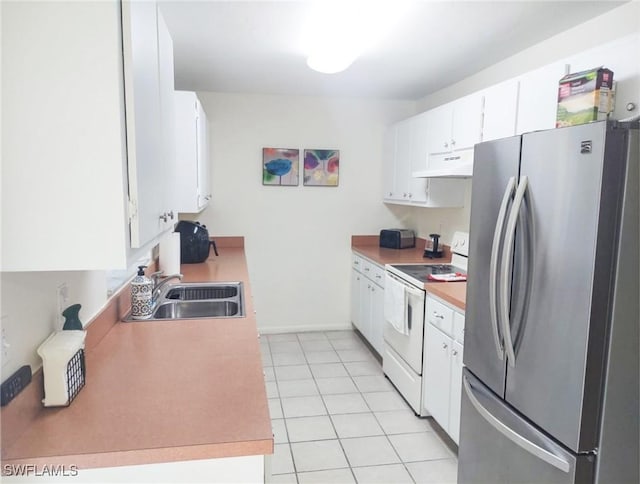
left=296, top=330, right=358, bottom=483
left=268, top=330, right=456, bottom=482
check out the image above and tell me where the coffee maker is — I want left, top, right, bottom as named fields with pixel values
left=423, top=233, right=443, bottom=258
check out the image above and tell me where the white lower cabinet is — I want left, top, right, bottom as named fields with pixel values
left=422, top=294, right=465, bottom=444
left=423, top=323, right=452, bottom=428
left=449, top=340, right=464, bottom=443
left=370, top=283, right=385, bottom=357
left=351, top=254, right=385, bottom=356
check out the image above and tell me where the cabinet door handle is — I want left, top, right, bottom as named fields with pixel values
left=442, top=342, right=448, bottom=349
left=364, top=267, right=370, bottom=272
left=451, top=139, right=456, bottom=146
left=444, top=142, right=449, bottom=148
left=434, top=312, right=444, bottom=319
left=354, top=261, right=360, bottom=265
left=159, top=213, right=168, bottom=222
left=375, top=275, right=382, bottom=279
left=452, top=349, right=458, bottom=356
left=168, top=210, right=174, bottom=220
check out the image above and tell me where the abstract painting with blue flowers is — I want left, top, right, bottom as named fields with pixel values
left=263, top=148, right=299, bottom=186
left=304, top=149, right=339, bottom=186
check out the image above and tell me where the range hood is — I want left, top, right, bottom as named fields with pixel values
left=413, top=149, right=473, bottom=178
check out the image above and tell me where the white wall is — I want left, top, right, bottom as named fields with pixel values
left=195, top=93, right=414, bottom=332
left=416, top=1, right=640, bottom=111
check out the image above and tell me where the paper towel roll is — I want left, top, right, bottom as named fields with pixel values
left=159, top=232, right=181, bottom=275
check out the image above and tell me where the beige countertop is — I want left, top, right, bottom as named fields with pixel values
left=352, top=235, right=467, bottom=311
left=1, top=242, right=273, bottom=470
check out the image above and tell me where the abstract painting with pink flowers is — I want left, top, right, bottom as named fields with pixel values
left=303, top=149, right=340, bottom=186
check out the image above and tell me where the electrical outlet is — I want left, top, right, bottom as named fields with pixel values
left=1, top=315, right=11, bottom=369
left=57, top=283, right=69, bottom=328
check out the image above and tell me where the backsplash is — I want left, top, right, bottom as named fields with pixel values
left=0, top=271, right=108, bottom=379
left=395, top=178, right=472, bottom=245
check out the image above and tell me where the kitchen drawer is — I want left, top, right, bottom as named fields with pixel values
left=352, top=254, right=365, bottom=272
left=453, top=311, right=465, bottom=343
left=427, top=295, right=454, bottom=336
left=369, top=263, right=386, bottom=288
left=361, top=260, right=384, bottom=284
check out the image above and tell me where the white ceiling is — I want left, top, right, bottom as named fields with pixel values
left=159, top=1, right=624, bottom=100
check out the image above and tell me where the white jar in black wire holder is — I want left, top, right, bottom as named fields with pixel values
left=37, top=330, right=86, bottom=407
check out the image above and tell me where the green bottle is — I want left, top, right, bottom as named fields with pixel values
left=62, top=304, right=83, bottom=331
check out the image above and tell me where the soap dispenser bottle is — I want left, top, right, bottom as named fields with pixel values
left=131, top=265, right=153, bottom=319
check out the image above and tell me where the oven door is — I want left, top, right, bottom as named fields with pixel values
left=383, top=273, right=426, bottom=374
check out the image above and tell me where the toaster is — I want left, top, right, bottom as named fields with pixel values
left=379, top=229, right=416, bottom=249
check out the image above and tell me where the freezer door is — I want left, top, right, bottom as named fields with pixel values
left=458, top=370, right=594, bottom=484
left=505, top=122, right=629, bottom=452
left=464, top=135, right=521, bottom=396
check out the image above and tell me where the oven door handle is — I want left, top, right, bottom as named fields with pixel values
left=404, top=285, right=424, bottom=333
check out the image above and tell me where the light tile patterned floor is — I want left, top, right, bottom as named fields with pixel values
left=263, top=330, right=458, bottom=484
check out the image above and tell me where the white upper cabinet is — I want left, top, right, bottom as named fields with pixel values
left=122, top=0, right=175, bottom=248
left=408, top=112, right=429, bottom=204
left=426, top=104, right=454, bottom=155
left=1, top=0, right=176, bottom=271
left=414, top=93, right=483, bottom=178
left=394, top=119, right=413, bottom=201
left=173, top=91, right=211, bottom=213
left=516, top=62, right=568, bottom=135
left=383, top=114, right=465, bottom=207
left=196, top=100, right=211, bottom=211
left=450, top=93, right=484, bottom=151
left=426, top=94, right=483, bottom=155
left=2, top=1, right=129, bottom=271
left=481, top=79, right=520, bottom=142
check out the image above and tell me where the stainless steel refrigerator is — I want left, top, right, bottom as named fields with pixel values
left=458, top=121, right=639, bottom=484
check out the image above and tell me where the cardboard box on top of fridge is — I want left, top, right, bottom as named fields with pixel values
left=556, top=67, right=614, bottom=127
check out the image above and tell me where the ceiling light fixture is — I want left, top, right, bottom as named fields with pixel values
left=304, top=1, right=408, bottom=75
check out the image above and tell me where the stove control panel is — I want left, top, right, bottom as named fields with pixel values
left=451, top=231, right=469, bottom=257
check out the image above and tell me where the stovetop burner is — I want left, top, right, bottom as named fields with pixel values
left=389, top=264, right=467, bottom=284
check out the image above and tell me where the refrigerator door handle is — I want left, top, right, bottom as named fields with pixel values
left=500, top=175, right=528, bottom=367
left=463, top=374, right=571, bottom=473
left=489, top=176, right=516, bottom=360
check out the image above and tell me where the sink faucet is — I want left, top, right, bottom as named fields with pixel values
left=152, top=273, right=183, bottom=302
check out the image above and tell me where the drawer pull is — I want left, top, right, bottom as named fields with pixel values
left=433, top=312, right=444, bottom=319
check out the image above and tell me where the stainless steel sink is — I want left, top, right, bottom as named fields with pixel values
left=125, top=281, right=245, bottom=321
left=152, top=300, right=242, bottom=319
left=164, top=282, right=240, bottom=300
